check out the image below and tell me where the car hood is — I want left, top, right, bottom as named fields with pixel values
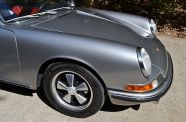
left=29, top=8, right=168, bottom=76
left=31, top=8, right=151, bottom=39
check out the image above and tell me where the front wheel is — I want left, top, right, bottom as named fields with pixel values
left=43, top=63, right=105, bottom=118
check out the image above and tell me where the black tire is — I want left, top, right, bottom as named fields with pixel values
left=43, top=63, right=105, bottom=118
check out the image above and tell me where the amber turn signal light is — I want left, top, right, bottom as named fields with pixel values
left=124, top=80, right=158, bottom=92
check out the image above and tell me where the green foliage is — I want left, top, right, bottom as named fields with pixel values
left=77, top=0, right=185, bottom=35
left=79, top=0, right=185, bottom=14
left=149, top=0, right=176, bottom=14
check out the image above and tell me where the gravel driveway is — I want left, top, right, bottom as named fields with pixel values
left=0, top=36, right=185, bottom=122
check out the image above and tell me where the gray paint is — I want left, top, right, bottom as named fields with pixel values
left=0, top=8, right=169, bottom=99
left=86, top=9, right=153, bottom=37
left=0, top=28, right=21, bottom=82
left=108, top=54, right=173, bottom=105
left=0, top=15, right=5, bottom=25
left=0, top=20, right=3, bottom=25
left=12, top=29, right=145, bottom=90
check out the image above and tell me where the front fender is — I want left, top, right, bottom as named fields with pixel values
left=91, top=9, right=152, bottom=37
left=13, top=28, right=147, bottom=90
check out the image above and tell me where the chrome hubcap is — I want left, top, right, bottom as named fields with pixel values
left=52, top=71, right=93, bottom=110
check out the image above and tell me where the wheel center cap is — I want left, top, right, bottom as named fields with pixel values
left=68, top=87, right=76, bottom=95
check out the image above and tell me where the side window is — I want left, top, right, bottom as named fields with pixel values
left=0, top=0, right=17, bottom=21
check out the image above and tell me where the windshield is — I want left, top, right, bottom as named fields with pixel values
left=0, top=0, right=68, bottom=21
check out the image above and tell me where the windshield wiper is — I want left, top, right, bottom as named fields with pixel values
left=6, top=15, right=40, bottom=23
left=38, top=10, right=57, bottom=16
left=6, top=10, right=57, bottom=23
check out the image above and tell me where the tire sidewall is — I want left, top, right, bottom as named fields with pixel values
left=43, top=63, right=105, bottom=118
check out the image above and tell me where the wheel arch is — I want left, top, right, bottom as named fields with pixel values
left=37, top=58, right=107, bottom=92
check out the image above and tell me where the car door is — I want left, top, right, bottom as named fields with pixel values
left=0, top=27, right=21, bottom=83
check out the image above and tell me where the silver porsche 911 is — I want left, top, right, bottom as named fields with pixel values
left=0, top=0, right=173, bottom=118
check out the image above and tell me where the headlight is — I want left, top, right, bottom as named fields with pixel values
left=149, top=19, right=157, bottom=35
left=137, top=48, right=152, bottom=77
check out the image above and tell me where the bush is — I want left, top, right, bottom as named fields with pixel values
left=76, top=0, right=185, bottom=37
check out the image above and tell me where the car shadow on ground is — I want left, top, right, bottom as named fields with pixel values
left=38, top=87, right=141, bottom=113
left=101, top=98, right=140, bottom=112
left=0, top=81, right=34, bottom=96
left=36, top=86, right=57, bottom=110
left=0, top=82, right=140, bottom=112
